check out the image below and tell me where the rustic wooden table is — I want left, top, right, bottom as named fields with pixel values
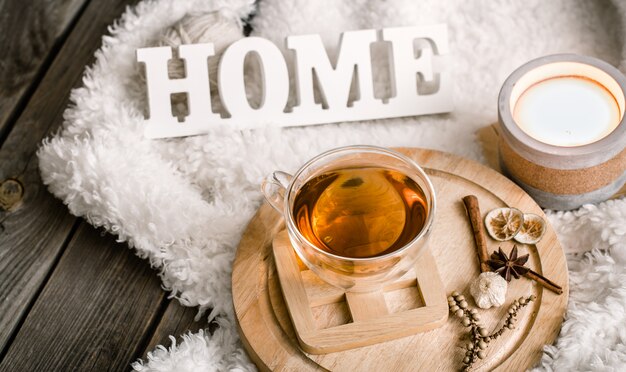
left=0, top=1, right=205, bottom=370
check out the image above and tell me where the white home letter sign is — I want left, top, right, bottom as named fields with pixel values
left=137, top=25, right=451, bottom=138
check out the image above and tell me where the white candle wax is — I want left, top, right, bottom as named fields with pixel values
left=513, top=76, right=620, bottom=147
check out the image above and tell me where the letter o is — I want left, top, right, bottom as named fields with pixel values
left=218, top=37, right=289, bottom=118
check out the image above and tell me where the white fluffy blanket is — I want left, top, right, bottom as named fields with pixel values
left=37, top=0, right=626, bottom=370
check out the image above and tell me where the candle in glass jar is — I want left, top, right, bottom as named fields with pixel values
left=512, top=76, right=620, bottom=147
left=497, top=54, right=626, bottom=210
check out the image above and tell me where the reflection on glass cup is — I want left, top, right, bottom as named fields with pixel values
left=262, top=145, right=436, bottom=292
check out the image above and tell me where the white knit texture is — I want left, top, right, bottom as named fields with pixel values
left=36, top=0, right=626, bottom=370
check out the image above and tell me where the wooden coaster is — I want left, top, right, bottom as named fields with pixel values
left=272, top=230, right=448, bottom=354
left=233, top=148, right=569, bottom=371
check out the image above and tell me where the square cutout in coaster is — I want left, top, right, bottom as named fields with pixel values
left=311, top=297, right=352, bottom=330
left=272, top=230, right=448, bottom=354
left=385, top=286, right=425, bottom=313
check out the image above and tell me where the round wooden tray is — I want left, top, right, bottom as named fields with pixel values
left=232, top=148, right=568, bottom=371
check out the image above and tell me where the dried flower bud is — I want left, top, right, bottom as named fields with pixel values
left=470, top=272, right=508, bottom=309
left=449, top=290, right=535, bottom=371
left=478, top=327, right=488, bottom=337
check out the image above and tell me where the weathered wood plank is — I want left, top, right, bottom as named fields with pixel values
left=140, top=301, right=206, bottom=361
left=0, top=0, right=89, bottom=141
left=0, top=223, right=166, bottom=371
left=0, top=0, right=139, bottom=356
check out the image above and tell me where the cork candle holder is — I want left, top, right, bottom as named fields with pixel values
left=498, top=54, right=626, bottom=210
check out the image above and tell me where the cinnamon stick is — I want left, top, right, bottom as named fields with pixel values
left=525, top=269, right=563, bottom=295
left=462, top=195, right=491, bottom=273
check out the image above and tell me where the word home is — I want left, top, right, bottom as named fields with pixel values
left=137, top=25, right=451, bottom=138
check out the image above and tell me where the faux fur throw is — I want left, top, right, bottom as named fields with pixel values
left=37, top=0, right=626, bottom=370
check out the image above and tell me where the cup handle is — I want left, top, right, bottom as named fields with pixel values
left=261, top=171, right=293, bottom=213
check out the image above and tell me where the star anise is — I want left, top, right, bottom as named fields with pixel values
left=487, top=245, right=529, bottom=282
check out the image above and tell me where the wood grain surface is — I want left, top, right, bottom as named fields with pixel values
left=0, top=0, right=87, bottom=141
left=0, top=0, right=209, bottom=369
left=141, top=301, right=207, bottom=360
left=0, top=0, right=141, bottom=359
left=0, top=223, right=165, bottom=371
left=233, top=148, right=569, bottom=371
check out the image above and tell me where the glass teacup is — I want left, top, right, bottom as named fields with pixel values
left=262, top=145, right=436, bottom=292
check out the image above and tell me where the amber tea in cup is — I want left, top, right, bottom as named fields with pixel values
left=262, top=146, right=436, bottom=292
left=293, top=167, right=428, bottom=259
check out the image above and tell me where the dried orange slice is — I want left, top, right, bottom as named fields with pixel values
left=514, top=213, right=546, bottom=244
left=484, top=208, right=524, bottom=241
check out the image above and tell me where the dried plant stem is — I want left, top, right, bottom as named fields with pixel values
left=462, top=195, right=491, bottom=273
left=448, top=291, right=536, bottom=371
left=525, top=269, right=563, bottom=295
